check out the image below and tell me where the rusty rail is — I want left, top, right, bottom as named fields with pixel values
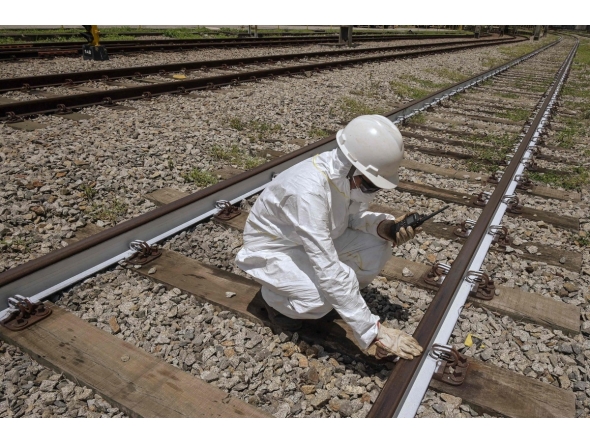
left=0, top=38, right=523, bottom=120
left=0, top=33, right=481, bottom=60
left=0, top=37, right=517, bottom=93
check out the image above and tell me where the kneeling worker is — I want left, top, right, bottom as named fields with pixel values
left=236, top=115, right=423, bottom=361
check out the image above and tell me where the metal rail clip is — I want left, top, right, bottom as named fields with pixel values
left=522, top=159, right=538, bottom=172
left=0, top=295, right=52, bottom=331
left=127, top=240, right=161, bottom=265
left=489, top=225, right=512, bottom=250
left=454, top=219, right=477, bottom=238
left=486, top=172, right=501, bottom=184
left=56, top=103, right=72, bottom=115
left=102, top=97, right=116, bottom=107
left=429, top=344, right=469, bottom=386
left=515, top=174, right=533, bottom=191
left=213, top=200, right=242, bottom=222
left=422, top=262, right=451, bottom=287
left=502, top=194, right=523, bottom=214
left=471, top=191, right=491, bottom=207
left=466, top=271, right=496, bottom=301
left=6, top=111, right=23, bottom=123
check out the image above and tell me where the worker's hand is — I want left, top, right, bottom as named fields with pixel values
left=367, top=323, right=423, bottom=360
left=377, top=213, right=422, bottom=246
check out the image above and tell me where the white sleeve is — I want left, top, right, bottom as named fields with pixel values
left=283, top=192, right=379, bottom=349
left=349, top=207, right=396, bottom=237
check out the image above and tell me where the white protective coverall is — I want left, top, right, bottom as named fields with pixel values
left=235, top=148, right=396, bottom=350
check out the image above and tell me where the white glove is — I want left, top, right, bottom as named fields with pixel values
left=367, top=323, right=423, bottom=360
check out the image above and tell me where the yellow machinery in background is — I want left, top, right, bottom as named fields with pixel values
left=81, top=25, right=108, bottom=61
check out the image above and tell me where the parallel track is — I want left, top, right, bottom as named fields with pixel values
left=0, top=32, right=478, bottom=60
left=0, top=36, right=521, bottom=120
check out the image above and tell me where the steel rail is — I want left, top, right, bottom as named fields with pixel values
left=0, top=33, right=473, bottom=50
left=0, top=39, right=558, bottom=322
left=0, top=34, right=480, bottom=60
left=0, top=38, right=523, bottom=121
left=367, top=39, right=578, bottom=418
left=0, top=37, right=517, bottom=93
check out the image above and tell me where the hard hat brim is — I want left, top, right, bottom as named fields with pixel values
left=364, top=169, right=399, bottom=190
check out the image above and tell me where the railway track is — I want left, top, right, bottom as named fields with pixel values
left=1, top=35, right=589, bottom=418
left=0, top=33, right=478, bottom=60
left=0, top=36, right=520, bottom=121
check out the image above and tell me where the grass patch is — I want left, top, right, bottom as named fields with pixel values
left=182, top=168, right=218, bottom=187
left=427, top=68, right=469, bottom=83
left=88, top=199, right=128, bottom=223
left=162, top=29, right=198, bottom=39
left=563, top=83, right=590, bottom=99
left=338, top=97, right=387, bottom=120
left=227, top=118, right=282, bottom=142
left=349, top=81, right=384, bottom=99
left=496, top=108, right=530, bottom=122
left=529, top=166, right=590, bottom=190
left=463, top=133, right=518, bottom=173
left=210, top=144, right=265, bottom=169
left=575, top=234, right=590, bottom=247
left=0, top=237, right=33, bottom=253
left=228, top=117, right=245, bottom=131
left=465, top=146, right=512, bottom=174
left=79, top=183, right=96, bottom=201
left=467, top=133, right=518, bottom=148
left=408, top=113, right=426, bottom=125
left=389, top=75, right=448, bottom=100
left=308, top=127, right=331, bottom=138
left=554, top=118, right=586, bottom=149
left=389, top=80, right=430, bottom=100
left=482, top=57, right=502, bottom=69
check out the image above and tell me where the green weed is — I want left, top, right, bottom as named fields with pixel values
left=427, top=68, right=469, bottom=83
left=228, top=117, right=245, bottom=131
left=0, top=237, right=33, bottom=253
left=88, top=199, right=128, bottom=223
left=496, top=108, right=530, bottom=122
left=210, top=144, right=264, bottom=169
left=408, top=113, right=426, bottom=125
left=308, top=127, right=331, bottom=138
left=482, top=57, right=502, bottom=69
left=575, top=234, right=590, bottom=247
left=465, top=145, right=511, bottom=174
left=529, top=166, right=590, bottom=190
left=554, top=119, right=586, bottom=149
left=338, top=97, right=386, bottom=120
left=182, top=168, right=218, bottom=187
left=79, top=183, right=96, bottom=201
left=467, top=133, right=518, bottom=148
left=227, top=118, right=281, bottom=141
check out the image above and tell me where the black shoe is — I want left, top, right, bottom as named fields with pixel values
left=257, top=290, right=302, bottom=331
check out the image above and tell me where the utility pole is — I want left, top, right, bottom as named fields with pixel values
left=533, top=25, right=541, bottom=40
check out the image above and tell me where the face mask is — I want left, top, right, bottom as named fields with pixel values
left=350, top=188, right=377, bottom=204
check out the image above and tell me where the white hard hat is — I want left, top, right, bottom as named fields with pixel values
left=336, top=115, right=404, bottom=189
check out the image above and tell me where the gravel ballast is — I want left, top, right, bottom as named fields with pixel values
left=4, top=36, right=590, bottom=418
